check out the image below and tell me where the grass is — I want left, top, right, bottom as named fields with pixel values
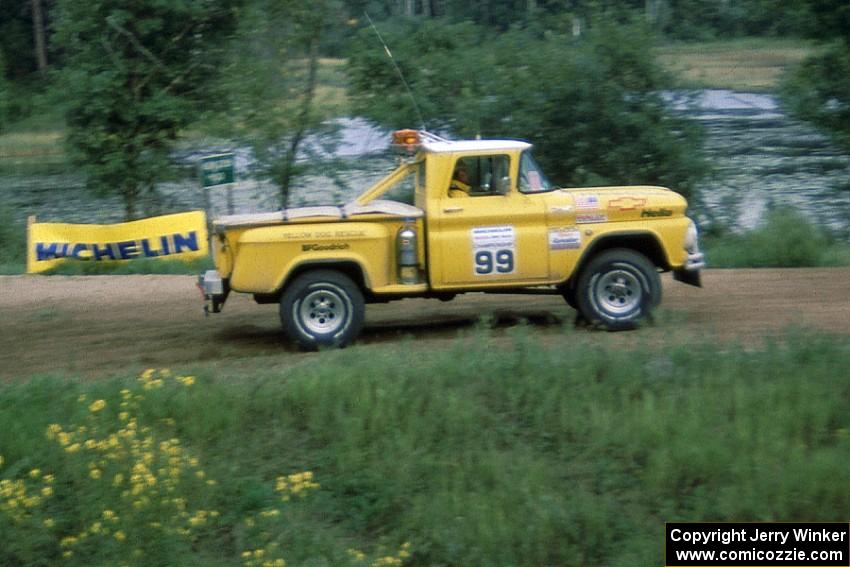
left=41, top=256, right=214, bottom=276
left=1, top=328, right=849, bottom=565
left=656, top=37, right=817, bottom=92
left=703, top=208, right=850, bottom=268
left=0, top=102, right=69, bottom=175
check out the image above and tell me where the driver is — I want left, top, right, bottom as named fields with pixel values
left=449, top=162, right=471, bottom=198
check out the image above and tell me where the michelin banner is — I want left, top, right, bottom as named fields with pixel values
left=27, top=211, right=208, bottom=274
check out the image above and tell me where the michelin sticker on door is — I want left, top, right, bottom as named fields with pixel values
left=471, top=225, right=516, bottom=276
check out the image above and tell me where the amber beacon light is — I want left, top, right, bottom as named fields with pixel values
left=392, top=129, right=421, bottom=152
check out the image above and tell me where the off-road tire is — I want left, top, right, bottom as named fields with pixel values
left=576, top=249, right=661, bottom=331
left=279, top=270, right=365, bottom=350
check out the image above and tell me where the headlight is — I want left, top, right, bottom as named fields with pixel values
left=684, top=219, right=699, bottom=252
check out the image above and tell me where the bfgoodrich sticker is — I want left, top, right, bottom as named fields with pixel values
left=549, top=228, right=581, bottom=250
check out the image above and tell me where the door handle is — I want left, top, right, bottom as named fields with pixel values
left=443, top=206, right=464, bottom=213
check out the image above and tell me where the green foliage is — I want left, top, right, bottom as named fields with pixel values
left=781, top=42, right=850, bottom=150
left=2, top=330, right=849, bottom=565
left=53, top=0, right=241, bottom=220
left=348, top=19, right=706, bottom=198
left=0, top=204, right=26, bottom=274
left=703, top=208, right=850, bottom=268
left=42, top=256, right=213, bottom=276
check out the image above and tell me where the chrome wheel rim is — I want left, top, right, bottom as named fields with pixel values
left=298, top=288, right=347, bottom=335
left=594, top=269, right=641, bottom=315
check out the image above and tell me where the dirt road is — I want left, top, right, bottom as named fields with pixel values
left=1, top=268, right=849, bottom=379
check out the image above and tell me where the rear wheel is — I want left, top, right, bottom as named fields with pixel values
left=576, top=249, right=661, bottom=330
left=280, top=270, right=364, bottom=350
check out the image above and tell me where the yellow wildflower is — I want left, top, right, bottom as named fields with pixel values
left=41, top=486, right=53, bottom=497
left=65, top=443, right=81, bottom=454
left=29, top=468, right=41, bottom=479
left=44, top=474, right=54, bottom=483
left=89, top=399, right=106, bottom=413
left=89, top=469, right=102, bottom=480
left=43, top=518, right=54, bottom=528
left=114, top=530, right=126, bottom=541
left=177, top=375, right=195, bottom=386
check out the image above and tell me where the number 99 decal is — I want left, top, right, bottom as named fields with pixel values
left=475, top=249, right=515, bottom=275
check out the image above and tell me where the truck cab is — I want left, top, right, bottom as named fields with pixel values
left=200, top=130, right=704, bottom=349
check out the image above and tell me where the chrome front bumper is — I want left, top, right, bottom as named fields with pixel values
left=685, top=251, right=706, bottom=271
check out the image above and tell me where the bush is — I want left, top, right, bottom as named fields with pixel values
left=704, top=208, right=850, bottom=268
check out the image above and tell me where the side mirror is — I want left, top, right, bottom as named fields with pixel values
left=495, top=176, right=511, bottom=195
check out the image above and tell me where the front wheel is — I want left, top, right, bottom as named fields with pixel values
left=576, top=249, right=661, bottom=331
left=280, top=270, right=365, bottom=350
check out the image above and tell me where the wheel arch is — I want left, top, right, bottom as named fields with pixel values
left=573, top=231, right=669, bottom=281
left=282, top=260, right=369, bottom=295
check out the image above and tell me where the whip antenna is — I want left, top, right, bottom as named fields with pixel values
left=364, top=12, right=426, bottom=131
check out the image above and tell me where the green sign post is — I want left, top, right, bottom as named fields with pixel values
left=200, top=153, right=236, bottom=216
left=201, top=153, right=235, bottom=187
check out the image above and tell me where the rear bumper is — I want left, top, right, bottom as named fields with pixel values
left=197, top=270, right=230, bottom=314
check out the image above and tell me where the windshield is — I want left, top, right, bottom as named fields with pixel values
left=518, top=151, right=554, bottom=193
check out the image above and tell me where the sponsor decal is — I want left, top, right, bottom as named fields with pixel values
left=35, top=233, right=200, bottom=262
left=471, top=225, right=515, bottom=249
left=576, top=213, right=608, bottom=224
left=471, top=226, right=516, bottom=275
left=575, top=194, right=600, bottom=211
left=27, top=211, right=208, bottom=274
left=608, top=196, right=647, bottom=211
left=641, top=208, right=673, bottom=218
left=549, top=228, right=581, bottom=250
left=301, top=242, right=351, bottom=252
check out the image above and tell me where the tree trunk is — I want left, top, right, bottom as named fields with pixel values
left=31, top=0, right=48, bottom=71
left=123, top=181, right=139, bottom=221
left=278, top=39, right=320, bottom=210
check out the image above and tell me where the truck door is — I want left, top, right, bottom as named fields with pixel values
left=432, top=154, right=549, bottom=287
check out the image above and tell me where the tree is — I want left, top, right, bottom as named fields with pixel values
left=217, top=0, right=344, bottom=209
left=53, top=0, right=240, bottom=219
left=781, top=1, right=850, bottom=149
left=348, top=19, right=706, bottom=199
left=31, top=0, right=48, bottom=72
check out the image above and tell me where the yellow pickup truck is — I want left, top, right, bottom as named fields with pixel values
left=199, top=130, right=704, bottom=349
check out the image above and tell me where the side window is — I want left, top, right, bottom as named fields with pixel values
left=448, top=155, right=511, bottom=198
left=518, top=151, right=553, bottom=193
